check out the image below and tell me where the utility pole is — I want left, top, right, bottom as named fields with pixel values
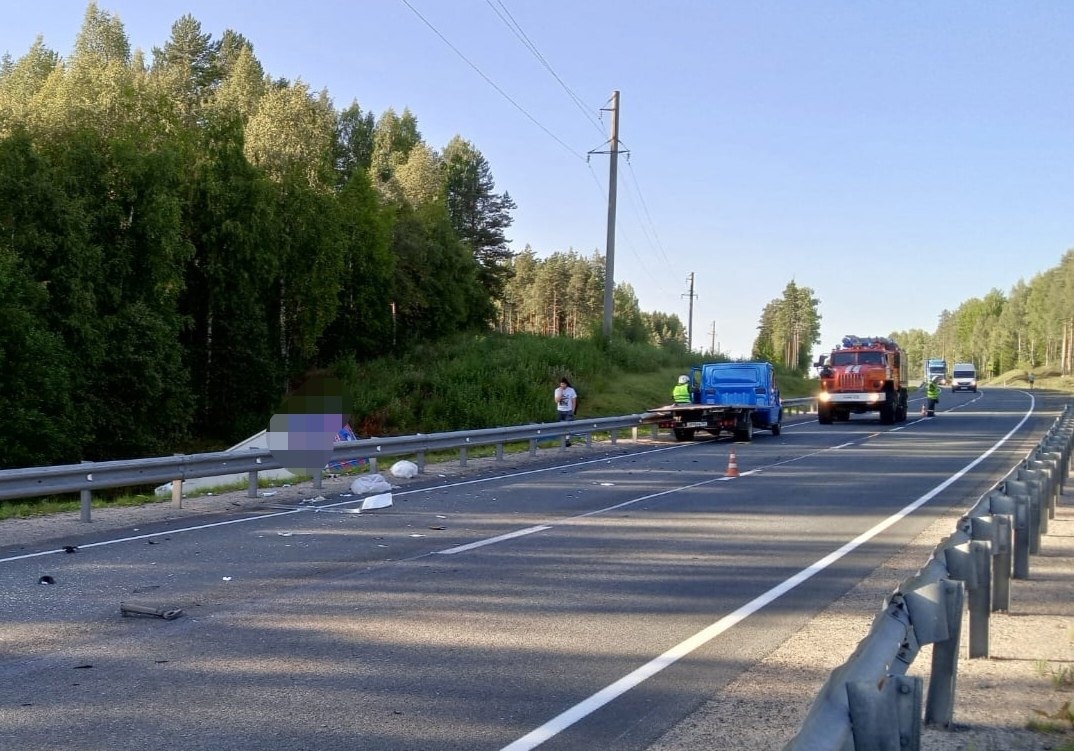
left=601, top=91, right=620, bottom=337
left=709, top=320, right=717, bottom=355
left=682, top=272, right=697, bottom=351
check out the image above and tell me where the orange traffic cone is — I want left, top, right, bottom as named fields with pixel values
left=725, top=449, right=740, bottom=478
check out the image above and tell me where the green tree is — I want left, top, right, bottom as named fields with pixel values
left=442, top=135, right=517, bottom=299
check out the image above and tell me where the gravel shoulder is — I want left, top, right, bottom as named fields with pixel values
left=2, top=441, right=1072, bottom=750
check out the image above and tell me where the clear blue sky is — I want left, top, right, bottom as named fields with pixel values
left=6, top=1, right=1073, bottom=358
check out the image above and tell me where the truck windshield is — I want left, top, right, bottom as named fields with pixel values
left=830, top=352, right=884, bottom=366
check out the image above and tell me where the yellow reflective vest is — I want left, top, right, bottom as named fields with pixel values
left=672, top=383, right=691, bottom=403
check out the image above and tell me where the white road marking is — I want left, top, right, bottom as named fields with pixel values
left=438, top=526, right=553, bottom=554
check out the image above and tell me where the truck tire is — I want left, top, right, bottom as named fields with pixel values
left=733, top=418, right=753, bottom=442
left=673, top=428, right=695, bottom=442
left=880, top=391, right=897, bottom=425
left=771, top=422, right=781, bottom=436
left=818, top=403, right=833, bottom=425
left=896, top=389, right=908, bottom=422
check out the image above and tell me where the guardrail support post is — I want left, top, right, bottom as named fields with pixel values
left=609, top=429, right=618, bottom=445
left=924, top=579, right=964, bottom=728
left=496, top=443, right=504, bottom=461
left=1006, top=478, right=1041, bottom=554
left=992, top=514, right=1012, bottom=612
left=1013, top=496, right=1030, bottom=579
left=80, top=460, right=92, bottom=523
left=967, top=540, right=991, bottom=658
left=459, top=446, right=468, bottom=467
left=170, top=454, right=183, bottom=508
left=847, top=675, right=922, bottom=751
left=368, top=457, right=378, bottom=474
left=416, top=451, right=426, bottom=472
left=529, top=438, right=538, bottom=456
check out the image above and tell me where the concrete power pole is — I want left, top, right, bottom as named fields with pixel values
left=682, top=272, right=697, bottom=351
left=709, top=320, right=717, bottom=355
left=601, top=91, right=620, bottom=337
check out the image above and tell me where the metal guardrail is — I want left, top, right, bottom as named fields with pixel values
left=785, top=403, right=1073, bottom=751
left=0, top=413, right=662, bottom=510
left=0, top=398, right=818, bottom=516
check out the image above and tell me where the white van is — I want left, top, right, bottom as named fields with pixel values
left=951, top=363, right=977, bottom=392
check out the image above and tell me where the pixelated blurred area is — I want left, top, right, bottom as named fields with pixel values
left=267, top=375, right=352, bottom=472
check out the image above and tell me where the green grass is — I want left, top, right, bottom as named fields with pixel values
left=3, top=332, right=821, bottom=517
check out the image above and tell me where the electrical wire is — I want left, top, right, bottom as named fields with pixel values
left=397, top=0, right=585, bottom=161
left=484, top=0, right=605, bottom=137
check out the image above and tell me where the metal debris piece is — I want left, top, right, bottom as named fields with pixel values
left=120, top=602, right=183, bottom=620
left=38, top=575, right=55, bottom=585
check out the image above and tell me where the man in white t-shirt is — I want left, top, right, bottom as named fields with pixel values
left=554, top=377, right=577, bottom=446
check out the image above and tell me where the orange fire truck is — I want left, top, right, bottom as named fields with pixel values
left=814, top=336, right=909, bottom=425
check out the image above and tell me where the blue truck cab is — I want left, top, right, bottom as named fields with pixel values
left=655, top=361, right=782, bottom=442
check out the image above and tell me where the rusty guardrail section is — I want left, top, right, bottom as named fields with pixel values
left=785, top=403, right=1073, bottom=751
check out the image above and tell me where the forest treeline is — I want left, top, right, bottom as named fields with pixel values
left=890, top=249, right=1074, bottom=379
left=0, top=4, right=685, bottom=469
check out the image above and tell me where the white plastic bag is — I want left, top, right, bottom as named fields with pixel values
left=350, top=474, right=392, bottom=495
left=390, top=460, right=419, bottom=479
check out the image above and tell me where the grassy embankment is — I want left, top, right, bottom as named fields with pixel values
left=0, top=331, right=827, bottom=519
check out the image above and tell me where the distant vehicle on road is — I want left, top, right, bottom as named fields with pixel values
left=950, top=363, right=978, bottom=392
left=925, top=358, right=947, bottom=385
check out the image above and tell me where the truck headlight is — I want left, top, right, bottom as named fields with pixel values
left=818, top=392, right=831, bottom=403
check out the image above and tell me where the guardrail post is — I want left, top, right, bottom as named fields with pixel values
left=312, top=467, right=323, bottom=490
left=529, top=438, right=538, bottom=456
left=80, top=460, right=92, bottom=523
left=969, top=539, right=991, bottom=658
left=1038, top=447, right=1066, bottom=496
left=609, top=429, right=618, bottom=445
left=944, top=540, right=989, bottom=658
left=924, top=579, right=965, bottom=728
left=496, top=443, right=504, bottom=461
left=368, top=457, right=378, bottom=474
left=1005, top=478, right=1042, bottom=554
left=1021, top=465, right=1052, bottom=533
left=459, top=446, right=468, bottom=467
left=1012, top=495, right=1031, bottom=579
left=416, top=451, right=426, bottom=472
left=991, top=514, right=1013, bottom=612
left=171, top=453, right=183, bottom=508
left=847, top=675, right=922, bottom=751
left=247, top=447, right=260, bottom=498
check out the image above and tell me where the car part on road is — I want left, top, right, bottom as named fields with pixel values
left=120, top=602, right=183, bottom=620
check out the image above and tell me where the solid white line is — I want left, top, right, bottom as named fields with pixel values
left=497, top=397, right=1034, bottom=751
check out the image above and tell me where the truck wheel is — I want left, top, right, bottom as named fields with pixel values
left=818, top=403, right=833, bottom=425
left=734, top=420, right=753, bottom=442
left=673, top=428, right=695, bottom=442
left=879, top=399, right=895, bottom=425
left=771, top=422, right=781, bottom=436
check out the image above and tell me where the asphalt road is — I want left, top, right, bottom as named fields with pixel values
left=0, top=388, right=1058, bottom=751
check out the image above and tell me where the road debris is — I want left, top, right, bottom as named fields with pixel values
left=120, top=602, right=184, bottom=620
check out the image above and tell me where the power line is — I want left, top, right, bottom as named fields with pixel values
left=484, top=0, right=605, bottom=136
left=624, top=157, right=675, bottom=269
left=397, top=0, right=585, bottom=161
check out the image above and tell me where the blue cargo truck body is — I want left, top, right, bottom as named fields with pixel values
left=651, top=361, right=782, bottom=442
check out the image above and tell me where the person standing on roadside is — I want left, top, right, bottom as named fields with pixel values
left=554, top=377, right=577, bottom=447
